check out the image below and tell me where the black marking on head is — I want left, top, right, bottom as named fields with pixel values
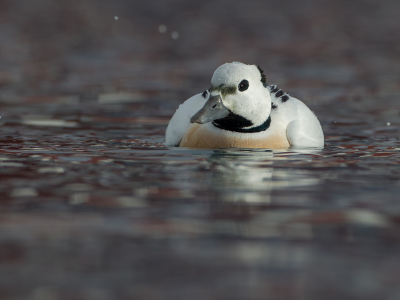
left=256, top=65, right=267, bottom=85
left=272, top=103, right=278, bottom=109
left=210, top=84, right=236, bottom=98
left=281, top=95, right=289, bottom=102
left=238, top=80, right=249, bottom=92
left=270, top=85, right=279, bottom=93
left=202, top=90, right=208, bottom=98
left=213, top=113, right=271, bottom=133
left=275, top=90, right=283, bottom=98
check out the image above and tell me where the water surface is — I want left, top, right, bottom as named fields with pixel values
left=1, top=0, right=400, bottom=298
left=0, top=90, right=399, bottom=300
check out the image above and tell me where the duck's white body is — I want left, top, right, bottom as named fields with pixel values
left=166, top=62, right=324, bottom=149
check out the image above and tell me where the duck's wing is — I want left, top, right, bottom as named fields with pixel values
left=268, top=85, right=324, bottom=148
left=165, top=91, right=208, bottom=146
left=286, top=98, right=325, bottom=148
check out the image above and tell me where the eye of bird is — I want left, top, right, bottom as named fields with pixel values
left=238, top=80, right=249, bottom=92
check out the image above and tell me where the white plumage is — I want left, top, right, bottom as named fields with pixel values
left=165, top=92, right=207, bottom=147
left=165, top=62, right=324, bottom=149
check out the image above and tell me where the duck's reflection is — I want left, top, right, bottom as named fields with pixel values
left=167, top=147, right=322, bottom=238
left=163, top=147, right=326, bottom=238
left=207, top=148, right=274, bottom=204
left=203, top=148, right=322, bottom=205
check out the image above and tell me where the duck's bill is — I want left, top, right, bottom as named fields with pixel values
left=190, top=94, right=230, bottom=124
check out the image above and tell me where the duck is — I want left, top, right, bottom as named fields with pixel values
left=165, top=62, right=324, bottom=149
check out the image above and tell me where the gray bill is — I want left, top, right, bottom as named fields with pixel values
left=190, top=94, right=230, bottom=124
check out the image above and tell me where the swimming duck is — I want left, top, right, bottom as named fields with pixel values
left=165, top=62, right=324, bottom=149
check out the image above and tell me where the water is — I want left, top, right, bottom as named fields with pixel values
left=1, top=0, right=400, bottom=299
left=0, top=89, right=399, bottom=300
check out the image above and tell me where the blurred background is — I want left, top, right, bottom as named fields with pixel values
left=0, top=0, right=399, bottom=97
left=0, top=1, right=399, bottom=300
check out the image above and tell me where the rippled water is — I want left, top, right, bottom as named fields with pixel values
left=0, top=89, right=399, bottom=299
left=1, top=0, right=400, bottom=297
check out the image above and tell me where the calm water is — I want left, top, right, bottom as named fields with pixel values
left=1, top=0, right=400, bottom=299
left=0, top=89, right=399, bottom=300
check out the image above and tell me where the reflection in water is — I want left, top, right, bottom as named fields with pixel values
left=175, top=148, right=324, bottom=238
left=173, top=148, right=323, bottom=205
left=208, top=149, right=275, bottom=204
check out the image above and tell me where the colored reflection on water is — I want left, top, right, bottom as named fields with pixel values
left=0, top=0, right=400, bottom=298
left=0, top=89, right=399, bottom=299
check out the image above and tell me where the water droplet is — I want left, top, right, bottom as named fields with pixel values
left=158, top=24, right=167, bottom=33
left=387, top=122, right=391, bottom=126
left=171, top=31, right=179, bottom=40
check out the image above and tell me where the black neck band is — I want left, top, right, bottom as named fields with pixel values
left=212, top=113, right=271, bottom=133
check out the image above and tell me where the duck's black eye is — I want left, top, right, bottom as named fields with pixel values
left=238, top=80, right=249, bottom=92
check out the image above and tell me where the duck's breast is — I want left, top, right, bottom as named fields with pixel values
left=179, top=123, right=290, bottom=149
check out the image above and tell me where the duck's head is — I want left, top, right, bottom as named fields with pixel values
left=191, top=62, right=271, bottom=131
